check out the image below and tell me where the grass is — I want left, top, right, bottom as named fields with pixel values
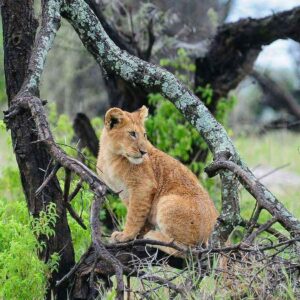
left=233, top=130, right=300, bottom=232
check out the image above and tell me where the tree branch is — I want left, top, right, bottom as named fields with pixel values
left=195, top=5, right=300, bottom=112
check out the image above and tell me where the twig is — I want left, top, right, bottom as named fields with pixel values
left=243, top=203, right=262, bottom=240
left=243, top=217, right=277, bottom=245
left=68, top=179, right=83, bottom=202
left=65, top=202, right=87, bottom=229
left=35, top=163, right=61, bottom=196
left=256, top=163, right=290, bottom=181
left=56, top=248, right=91, bottom=287
left=63, top=168, right=71, bottom=202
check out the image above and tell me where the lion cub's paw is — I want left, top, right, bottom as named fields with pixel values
left=110, top=231, right=134, bottom=243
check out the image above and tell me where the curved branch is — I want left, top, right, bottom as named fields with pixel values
left=61, top=0, right=300, bottom=242
left=61, top=0, right=242, bottom=242
left=19, top=0, right=62, bottom=97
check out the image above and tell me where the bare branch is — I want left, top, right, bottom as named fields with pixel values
left=243, top=217, right=277, bottom=245
left=65, top=202, right=87, bottom=230
left=73, top=112, right=99, bottom=157
left=68, top=179, right=83, bottom=202
left=35, top=163, right=61, bottom=196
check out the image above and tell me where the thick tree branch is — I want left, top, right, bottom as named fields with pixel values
left=195, top=5, right=300, bottom=113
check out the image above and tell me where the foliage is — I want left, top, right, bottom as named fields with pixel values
left=0, top=163, right=60, bottom=299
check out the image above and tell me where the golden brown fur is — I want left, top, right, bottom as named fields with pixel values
left=97, top=106, right=218, bottom=255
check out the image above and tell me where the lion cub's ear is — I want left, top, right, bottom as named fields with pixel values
left=138, top=106, right=148, bottom=122
left=105, top=107, right=124, bottom=130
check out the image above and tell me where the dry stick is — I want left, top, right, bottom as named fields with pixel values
left=240, top=220, right=289, bottom=242
left=90, top=195, right=125, bottom=300
left=256, top=163, right=290, bottom=181
left=35, top=163, right=61, bottom=195
left=68, top=179, right=83, bottom=202
left=243, top=217, right=278, bottom=245
left=243, top=203, right=262, bottom=241
left=63, top=168, right=71, bottom=202
left=63, top=168, right=87, bottom=229
left=65, top=202, right=87, bottom=230
left=132, top=271, right=186, bottom=298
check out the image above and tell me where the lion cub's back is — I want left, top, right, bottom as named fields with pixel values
left=149, top=147, right=209, bottom=197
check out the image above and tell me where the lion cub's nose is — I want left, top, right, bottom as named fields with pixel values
left=140, top=150, right=147, bottom=156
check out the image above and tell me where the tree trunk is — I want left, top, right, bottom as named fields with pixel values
left=1, top=0, right=75, bottom=298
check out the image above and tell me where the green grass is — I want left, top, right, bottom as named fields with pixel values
left=233, top=130, right=300, bottom=231
left=234, top=130, right=300, bottom=173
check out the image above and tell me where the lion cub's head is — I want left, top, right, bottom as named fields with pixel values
left=102, top=106, right=149, bottom=165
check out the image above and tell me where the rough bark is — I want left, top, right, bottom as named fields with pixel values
left=195, top=5, right=300, bottom=114
left=85, top=0, right=150, bottom=112
left=1, top=1, right=75, bottom=298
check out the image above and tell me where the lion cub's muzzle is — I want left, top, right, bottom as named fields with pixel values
left=126, top=149, right=147, bottom=165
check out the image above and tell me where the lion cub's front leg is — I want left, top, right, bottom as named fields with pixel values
left=110, top=188, right=153, bottom=243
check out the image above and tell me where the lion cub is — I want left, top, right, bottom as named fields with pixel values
left=97, top=106, right=218, bottom=254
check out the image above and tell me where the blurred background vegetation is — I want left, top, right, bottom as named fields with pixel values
left=0, top=0, right=300, bottom=298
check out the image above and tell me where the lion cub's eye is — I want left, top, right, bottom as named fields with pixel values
left=129, top=131, right=137, bottom=139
